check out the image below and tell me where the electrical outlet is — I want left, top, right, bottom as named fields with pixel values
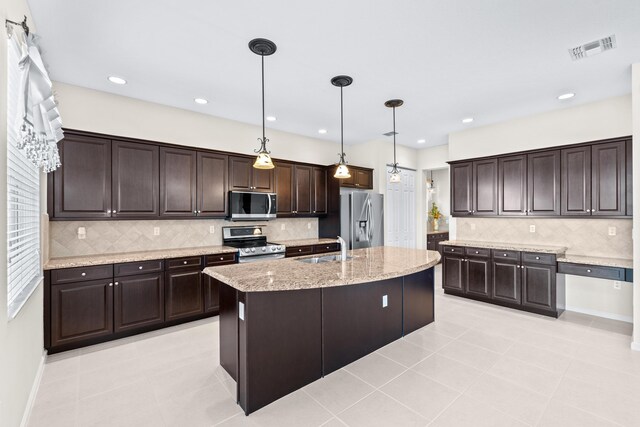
left=470, top=223, right=476, bottom=230
left=281, top=223, right=286, bottom=231
left=307, top=222, right=311, bottom=230
left=613, top=281, right=622, bottom=290
left=382, top=295, right=388, bottom=308
left=209, top=225, right=215, bottom=234
left=153, top=227, right=160, bottom=236
left=529, top=225, right=536, bottom=233
left=77, top=227, right=86, bottom=240
left=608, top=226, right=616, bottom=236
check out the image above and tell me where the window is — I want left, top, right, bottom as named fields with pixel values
left=7, top=35, right=42, bottom=319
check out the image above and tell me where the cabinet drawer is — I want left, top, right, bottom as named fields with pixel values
left=465, top=247, right=490, bottom=258
left=204, top=252, right=237, bottom=266
left=51, top=264, right=113, bottom=285
left=491, top=250, right=520, bottom=262
left=167, top=256, right=203, bottom=270
left=313, top=243, right=340, bottom=254
left=558, top=262, right=625, bottom=281
left=522, top=252, right=556, bottom=265
left=427, top=233, right=448, bottom=242
left=114, top=260, right=163, bottom=277
left=442, top=246, right=464, bottom=256
left=286, top=245, right=314, bottom=257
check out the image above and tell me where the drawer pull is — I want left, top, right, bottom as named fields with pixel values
left=535, top=256, right=540, bottom=260
left=183, top=261, right=188, bottom=265
left=138, top=266, right=143, bottom=270
left=115, top=282, right=119, bottom=286
left=81, top=272, right=86, bottom=277
left=299, top=249, right=302, bottom=252
left=220, top=257, right=224, bottom=260
left=503, top=253, right=507, bottom=257
left=108, top=282, right=113, bottom=287
left=450, top=249, right=455, bottom=252
left=587, top=269, right=592, bottom=273
left=474, top=251, right=479, bottom=254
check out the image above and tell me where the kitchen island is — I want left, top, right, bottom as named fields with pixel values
left=203, top=246, right=440, bottom=415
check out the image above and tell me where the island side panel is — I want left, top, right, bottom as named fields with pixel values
left=219, top=281, right=238, bottom=382
left=403, top=268, right=435, bottom=335
left=239, top=288, right=322, bottom=415
left=322, top=278, right=403, bottom=375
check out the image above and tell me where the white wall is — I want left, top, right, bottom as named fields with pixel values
left=632, top=64, right=640, bottom=350
left=448, top=94, right=634, bottom=324
left=1, top=3, right=46, bottom=426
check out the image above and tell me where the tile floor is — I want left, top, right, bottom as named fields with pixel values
left=29, top=266, right=639, bottom=427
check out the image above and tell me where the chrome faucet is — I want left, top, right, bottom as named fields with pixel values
left=337, top=236, right=347, bottom=261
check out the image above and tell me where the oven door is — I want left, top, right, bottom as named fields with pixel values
left=238, top=253, right=285, bottom=263
left=229, top=192, right=277, bottom=220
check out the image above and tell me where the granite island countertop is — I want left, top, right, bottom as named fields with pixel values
left=204, top=246, right=441, bottom=292
left=272, top=238, right=339, bottom=247
left=557, top=254, right=633, bottom=269
left=439, top=240, right=567, bottom=255
left=44, top=245, right=238, bottom=270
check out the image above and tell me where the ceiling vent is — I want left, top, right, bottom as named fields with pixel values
left=383, top=131, right=397, bottom=137
left=569, top=35, right=616, bottom=60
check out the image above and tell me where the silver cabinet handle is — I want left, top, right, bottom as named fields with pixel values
left=183, top=261, right=188, bottom=264
left=107, top=210, right=112, bottom=214
left=115, top=282, right=119, bottom=286
left=112, top=210, right=117, bottom=214
left=586, top=209, right=591, bottom=212
left=587, top=269, right=592, bottom=273
left=138, top=266, right=143, bottom=270
left=220, top=257, right=224, bottom=260
left=503, top=253, right=508, bottom=257
left=198, top=210, right=202, bottom=214
left=108, top=282, right=113, bottom=287
left=81, top=272, right=86, bottom=277
left=517, top=265, right=520, bottom=269
left=194, top=210, right=197, bottom=214
left=536, top=256, right=540, bottom=260
left=298, top=249, right=302, bottom=252
left=451, top=249, right=455, bottom=252
left=475, top=251, right=479, bottom=254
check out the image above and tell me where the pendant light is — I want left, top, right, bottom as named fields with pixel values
left=385, top=99, right=404, bottom=183
left=331, top=75, right=353, bottom=179
left=249, top=38, right=277, bottom=169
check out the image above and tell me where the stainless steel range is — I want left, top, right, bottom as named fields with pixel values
left=222, top=225, right=285, bottom=263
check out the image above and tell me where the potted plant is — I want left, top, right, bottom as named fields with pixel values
left=429, top=202, right=442, bottom=231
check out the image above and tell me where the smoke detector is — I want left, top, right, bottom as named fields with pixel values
left=569, top=35, right=616, bottom=60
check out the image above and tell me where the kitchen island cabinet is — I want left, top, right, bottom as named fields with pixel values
left=204, top=246, right=440, bottom=415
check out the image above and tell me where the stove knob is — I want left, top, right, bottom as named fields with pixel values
left=251, top=248, right=256, bottom=253
left=277, top=246, right=283, bottom=251
left=271, top=247, right=276, bottom=252
left=262, top=247, right=266, bottom=252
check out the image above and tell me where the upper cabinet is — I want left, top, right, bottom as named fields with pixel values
left=274, top=161, right=295, bottom=214
left=228, top=155, right=274, bottom=192
left=312, top=167, right=328, bottom=215
left=451, top=136, right=632, bottom=218
left=626, top=140, right=633, bottom=216
left=274, top=162, right=327, bottom=216
left=197, top=152, right=228, bottom=217
left=338, top=166, right=373, bottom=190
left=160, top=147, right=197, bottom=217
left=111, top=141, right=160, bottom=218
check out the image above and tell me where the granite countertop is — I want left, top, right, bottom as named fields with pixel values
left=439, top=240, right=567, bottom=255
left=44, top=245, right=238, bottom=270
left=204, top=246, right=441, bottom=292
left=427, top=228, right=449, bottom=235
left=273, top=238, right=339, bottom=247
left=557, top=254, right=633, bottom=269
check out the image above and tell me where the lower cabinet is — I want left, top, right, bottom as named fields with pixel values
left=466, top=257, right=491, bottom=297
left=492, top=261, right=521, bottom=304
left=522, top=263, right=556, bottom=311
left=165, top=268, right=204, bottom=321
left=114, top=272, right=164, bottom=333
left=285, top=242, right=340, bottom=258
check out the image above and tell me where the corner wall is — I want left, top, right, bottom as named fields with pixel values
left=632, top=64, right=640, bottom=349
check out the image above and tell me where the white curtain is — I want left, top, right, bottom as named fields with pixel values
left=9, top=29, right=63, bottom=172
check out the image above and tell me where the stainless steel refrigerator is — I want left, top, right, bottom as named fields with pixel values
left=340, top=192, right=384, bottom=249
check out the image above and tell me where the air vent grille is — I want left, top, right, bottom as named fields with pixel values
left=383, top=131, right=397, bottom=137
left=569, top=35, right=616, bottom=60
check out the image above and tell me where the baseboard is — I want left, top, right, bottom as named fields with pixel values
left=20, top=350, right=46, bottom=427
left=565, top=305, right=633, bottom=323
left=631, top=341, right=640, bottom=352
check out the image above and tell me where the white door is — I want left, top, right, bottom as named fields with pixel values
left=386, top=168, right=416, bottom=248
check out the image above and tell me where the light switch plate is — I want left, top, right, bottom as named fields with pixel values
left=529, top=225, right=536, bottom=233
left=77, top=227, right=86, bottom=240
left=608, top=226, right=616, bottom=236
left=239, top=302, right=245, bottom=320
left=281, top=224, right=286, bottom=230
left=153, top=227, right=160, bottom=236
left=307, top=222, right=311, bottom=229
left=209, top=225, right=215, bottom=234
left=382, top=295, right=388, bottom=308
left=613, top=281, right=622, bottom=290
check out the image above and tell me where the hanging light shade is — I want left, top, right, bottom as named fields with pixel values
left=249, top=38, right=277, bottom=170
left=385, top=99, right=404, bottom=183
left=331, top=75, right=353, bottom=179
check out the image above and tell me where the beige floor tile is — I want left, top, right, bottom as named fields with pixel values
left=380, top=371, right=460, bottom=422
left=336, top=391, right=427, bottom=427
left=403, top=328, right=454, bottom=352
left=32, top=376, right=79, bottom=412
left=420, top=318, right=469, bottom=338
left=28, top=401, right=78, bottom=427
left=537, top=400, right=619, bottom=427
left=430, top=395, right=526, bottom=427
left=458, top=329, right=514, bottom=354
left=41, top=354, right=80, bottom=385
left=464, top=373, right=549, bottom=425
left=504, top=341, right=572, bottom=374
left=436, top=340, right=501, bottom=371
left=343, top=352, right=406, bottom=388
left=319, top=418, right=348, bottom=427
left=564, top=358, right=640, bottom=396
left=411, top=353, right=483, bottom=393
left=78, top=380, right=159, bottom=426
left=488, top=356, right=560, bottom=396
left=78, top=357, right=146, bottom=398
left=303, top=369, right=374, bottom=415
left=77, top=341, right=139, bottom=373
left=516, top=330, right=579, bottom=358
left=376, top=339, right=433, bottom=367
left=152, top=357, right=220, bottom=402
left=159, top=382, right=242, bottom=427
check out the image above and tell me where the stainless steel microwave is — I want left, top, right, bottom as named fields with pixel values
left=228, top=191, right=277, bottom=221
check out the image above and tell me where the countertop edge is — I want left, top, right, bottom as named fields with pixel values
left=557, top=256, right=633, bottom=269
left=438, top=240, right=567, bottom=255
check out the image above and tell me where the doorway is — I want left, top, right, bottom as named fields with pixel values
left=386, top=167, right=416, bottom=248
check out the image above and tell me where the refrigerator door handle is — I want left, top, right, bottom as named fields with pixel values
left=368, top=198, right=374, bottom=242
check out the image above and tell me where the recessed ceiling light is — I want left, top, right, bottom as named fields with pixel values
left=194, top=98, right=208, bottom=105
left=462, top=117, right=474, bottom=124
left=417, top=139, right=426, bottom=144
left=107, top=76, right=127, bottom=85
left=557, top=92, right=575, bottom=100
left=266, top=116, right=277, bottom=122
left=318, top=129, right=327, bottom=134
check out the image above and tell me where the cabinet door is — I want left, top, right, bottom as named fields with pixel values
left=53, top=135, right=112, bottom=218
left=626, top=140, right=633, bottom=216
left=165, top=269, right=204, bottom=321
left=160, top=147, right=197, bottom=217
left=442, top=255, right=465, bottom=292
left=229, top=156, right=253, bottom=190
left=466, top=258, right=491, bottom=297
left=528, top=150, right=560, bottom=216
left=252, top=167, right=275, bottom=192
left=274, top=161, right=295, bottom=214
left=312, top=167, right=328, bottom=214
left=473, top=159, right=498, bottom=215
left=295, top=165, right=313, bottom=214
left=592, top=141, right=626, bottom=216
left=354, top=169, right=373, bottom=189
left=498, top=155, right=527, bottom=215
left=561, top=146, right=591, bottom=216
left=451, top=162, right=473, bottom=216
left=51, top=279, right=113, bottom=348
left=112, top=140, right=159, bottom=218
left=492, top=261, right=521, bottom=304
left=114, top=273, right=164, bottom=333
left=198, top=152, right=228, bottom=217
left=339, top=168, right=356, bottom=187
left=522, top=264, right=555, bottom=310
left=204, top=275, right=220, bottom=313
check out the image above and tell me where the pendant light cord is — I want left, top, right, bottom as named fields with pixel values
left=392, top=106, right=397, bottom=165
left=261, top=54, right=266, bottom=143
left=340, top=86, right=344, bottom=157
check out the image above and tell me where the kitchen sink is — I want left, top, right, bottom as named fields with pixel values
left=297, top=254, right=352, bottom=264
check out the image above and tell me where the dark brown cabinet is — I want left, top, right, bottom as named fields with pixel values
left=522, top=263, right=556, bottom=311
left=295, top=165, right=313, bottom=214
left=160, top=147, right=197, bottom=217
left=274, top=161, right=295, bottom=214
left=626, top=140, right=633, bottom=216
left=312, top=167, right=328, bottom=214
left=466, top=257, right=491, bottom=297
left=427, top=232, right=449, bottom=262
left=592, top=141, right=626, bottom=216
left=165, top=259, right=204, bottom=321
left=451, top=162, right=473, bottom=215
left=561, top=146, right=591, bottom=216
left=442, top=253, right=465, bottom=292
left=339, top=166, right=373, bottom=189
left=473, top=159, right=498, bottom=215
left=498, top=155, right=527, bottom=215
left=197, top=152, right=228, bottom=217
left=53, top=134, right=112, bottom=218
left=274, top=163, right=327, bottom=216
left=492, top=255, right=521, bottom=304
left=114, top=273, right=164, bottom=333
left=527, top=150, right=560, bottom=216
left=229, top=155, right=274, bottom=192
left=203, top=253, right=237, bottom=314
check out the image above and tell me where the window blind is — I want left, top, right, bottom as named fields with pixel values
left=7, top=34, right=42, bottom=319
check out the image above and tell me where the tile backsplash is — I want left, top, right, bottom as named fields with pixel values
left=49, top=218, right=319, bottom=258
left=455, top=217, right=632, bottom=259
